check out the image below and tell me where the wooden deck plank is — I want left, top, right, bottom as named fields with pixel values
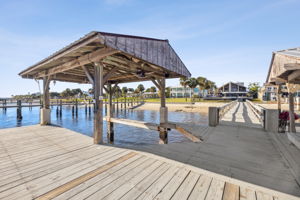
left=0, top=145, right=95, bottom=178
left=101, top=161, right=165, bottom=200
left=0, top=146, right=109, bottom=188
left=170, top=171, right=200, bottom=200
left=135, top=166, right=180, bottom=200
left=153, top=168, right=190, bottom=200
left=91, top=159, right=163, bottom=200
left=205, top=179, right=225, bottom=200
left=256, top=191, right=273, bottom=200
left=68, top=156, right=150, bottom=200
left=240, top=187, right=256, bottom=200
left=119, top=163, right=171, bottom=200
left=0, top=142, right=92, bottom=172
left=36, top=152, right=138, bottom=200
left=0, top=126, right=299, bottom=200
left=222, top=183, right=239, bottom=200
left=0, top=148, right=127, bottom=199
left=0, top=136, right=91, bottom=162
left=188, top=175, right=213, bottom=200
left=53, top=154, right=144, bottom=200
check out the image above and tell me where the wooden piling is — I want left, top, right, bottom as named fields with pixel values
left=60, top=100, right=62, bottom=116
left=159, top=78, right=168, bottom=144
left=107, top=82, right=114, bottom=143
left=17, top=100, right=22, bottom=120
left=75, top=99, right=78, bottom=116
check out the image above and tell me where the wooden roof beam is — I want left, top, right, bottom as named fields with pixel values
left=52, top=73, right=88, bottom=83
left=288, top=70, right=300, bottom=82
left=285, top=63, right=300, bottom=70
left=34, top=47, right=118, bottom=78
left=270, top=77, right=287, bottom=84
left=103, top=66, right=118, bottom=83
left=82, top=65, right=94, bottom=85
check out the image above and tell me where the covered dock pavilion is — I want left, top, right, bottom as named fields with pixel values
left=19, top=31, right=191, bottom=144
left=266, top=47, right=300, bottom=133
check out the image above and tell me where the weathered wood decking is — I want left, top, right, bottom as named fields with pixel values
left=0, top=125, right=299, bottom=200
left=220, top=102, right=261, bottom=128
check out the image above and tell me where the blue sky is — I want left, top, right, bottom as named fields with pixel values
left=1, top=0, right=300, bottom=97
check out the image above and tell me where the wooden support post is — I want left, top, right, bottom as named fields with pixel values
left=277, top=85, right=281, bottom=111
left=159, top=78, right=168, bottom=144
left=93, top=62, right=104, bottom=144
left=16, top=100, right=22, bottom=120
left=107, top=82, right=114, bottom=143
left=289, top=92, right=296, bottom=133
left=41, top=76, right=51, bottom=125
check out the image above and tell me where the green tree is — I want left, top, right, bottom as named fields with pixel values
left=248, top=82, right=261, bottom=98
left=166, top=87, right=171, bottom=98
left=205, top=80, right=217, bottom=95
left=197, top=76, right=207, bottom=98
left=50, top=92, right=60, bottom=98
left=128, top=88, right=134, bottom=93
left=61, top=88, right=73, bottom=98
left=149, top=86, right=157, bottom=98
left=179, top=77, right=188, bottom=101
left=71, top=88, right=83, bottom=97
left=122, top=87, right=128, bottom=97
left=186, top=78, right=198, bottom=102
left=136, top=84, right=145, bottom=93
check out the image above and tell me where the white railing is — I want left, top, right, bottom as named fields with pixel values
left=245, top=99, right=266, bottom=128
left=218, top=100, right=238, bottom=120
left=209, top=100, right=238, bottom=126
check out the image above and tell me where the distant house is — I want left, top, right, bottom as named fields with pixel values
left=170, top=86, right=203, bottom=98
left=143, top=92, right=159, bottom=98
left=258, top=85, right=288, bottom=101
left=218, top=82, right=247, bottom=98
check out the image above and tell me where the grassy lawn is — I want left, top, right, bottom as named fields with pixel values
left=144, top=98, right=231, bottom=103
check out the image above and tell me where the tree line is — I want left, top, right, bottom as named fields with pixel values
left=179, top=76, right=217, bottom=101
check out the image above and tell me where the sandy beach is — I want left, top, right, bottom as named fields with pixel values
left=135, top=102, right=226, bottom=114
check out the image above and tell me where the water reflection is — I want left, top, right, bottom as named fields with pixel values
left=0, top=106, right=207, bottom=146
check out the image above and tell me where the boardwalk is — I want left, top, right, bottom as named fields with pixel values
left=0, top=125, right=299, bottom=200
left=220, top=102, right=261, bottom=128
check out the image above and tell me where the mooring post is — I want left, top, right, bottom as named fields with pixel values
left=56, top=106, right=59, bottom=116
left=60, top=100, right=62, bottom=116
left=116, top=98, right=119, bottom=112
left=75, top=98, right=78, bottom=116
left=3, top=99, right=7, bottom=111
left=159, top=78, right=168, bottom=144
left=85, top=103, right=87, bottom=114
left=107, top=82, right=114, bottom=143
left=16, top=100, right=22, bottom=120
left=124, top=97, right=127, bottom=109
left=93, top=62, right=104, bottom=144
left=88, top=100, right=91, bottom=115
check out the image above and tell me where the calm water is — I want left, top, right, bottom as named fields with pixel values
left=0, top=105, right=207, bottom=146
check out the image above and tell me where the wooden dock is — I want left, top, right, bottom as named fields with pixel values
left=219, top=102, right=261, bottom=128
left=0, top=125, right=299, bottom=200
